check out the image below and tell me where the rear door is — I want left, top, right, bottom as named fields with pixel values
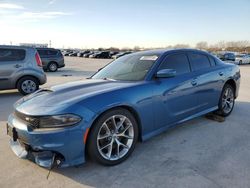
left=0, top=48, right=25, bottom=89
left=187, top=52, right=223, bottom=112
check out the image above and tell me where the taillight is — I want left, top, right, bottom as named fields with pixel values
left=35, top=52, right=42, bottom=67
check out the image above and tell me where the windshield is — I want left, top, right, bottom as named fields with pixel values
left=92, top=53, right=159, bottom=81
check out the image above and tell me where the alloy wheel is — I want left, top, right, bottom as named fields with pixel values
left=97, top=115, right=134, bottom=161
left=221, top=87, right=234, bottom=114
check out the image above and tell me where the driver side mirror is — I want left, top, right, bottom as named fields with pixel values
left=156, top=69, right=176, bottom=78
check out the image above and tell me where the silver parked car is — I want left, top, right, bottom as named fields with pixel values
left=0, top=45, right=47, bottom=95
left=235, top=54, right=250, bottom=65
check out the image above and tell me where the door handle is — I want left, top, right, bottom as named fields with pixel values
left=14, top=64, right=22, bottom=68
left=191, top=79, right=197, bottom=86
left=219, top=72, right=224, bottom=76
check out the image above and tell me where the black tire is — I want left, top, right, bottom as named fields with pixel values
left=216, top=84, right=235, bottom=117
left=17, top=76, right=39, bottom=95
left=47, top=62, right=58, bottom=72
left=87, top=108, right=138, bottom=166
left=239, top=60, right=242, bottom=65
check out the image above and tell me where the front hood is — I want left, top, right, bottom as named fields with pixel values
left=15, top=79, right=138, bottom=115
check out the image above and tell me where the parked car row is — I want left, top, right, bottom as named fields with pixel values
left=62, top=50, right=133, bottom=59
left=215, top=51, right=250, bottom=65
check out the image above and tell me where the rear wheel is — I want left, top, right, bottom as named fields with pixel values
left=239, top=60, right=242, bottom=65
left=87, top=108, right=138, bottom=165
left=17, top=76, right=39, bottom=95
left=216, top=84, right=235, bottom=117
left=47, top=62, right=58, bottom=72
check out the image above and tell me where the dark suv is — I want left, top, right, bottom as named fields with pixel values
left=90, top=51, right=110, bottom=58
left=36, top=48, right=65, bottom=72
left=218, top=52, right=236, bottom=61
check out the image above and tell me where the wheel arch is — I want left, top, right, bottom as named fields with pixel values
left=224, top=78, right=236, bottom=98
left=85, top=105, right=143, bottom=156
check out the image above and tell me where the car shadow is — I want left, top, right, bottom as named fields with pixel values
left=51, top=100, right=250, bottom=187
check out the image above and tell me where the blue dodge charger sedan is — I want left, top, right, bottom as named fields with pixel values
left=7, top=49, right=240, bottom=168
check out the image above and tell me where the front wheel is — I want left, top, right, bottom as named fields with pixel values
left=216, top=84, right=235, bottom=117
left=87, top=108, right=138, bottom=166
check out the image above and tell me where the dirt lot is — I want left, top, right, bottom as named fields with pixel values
left=0, top=57, right=250, bottom=188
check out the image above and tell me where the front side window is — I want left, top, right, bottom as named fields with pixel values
left=188, top=53, right=211, bottom=71
left=158, top=53, right=191, bottom=75
left=92, top=53, right=158, bottom=81
left=0, top=48, right=25, bottom=62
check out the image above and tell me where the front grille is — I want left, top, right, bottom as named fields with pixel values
left=14, top=110, right=40, bottom=128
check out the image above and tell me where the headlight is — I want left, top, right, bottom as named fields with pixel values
left=38, top=114, right=82, bottom=128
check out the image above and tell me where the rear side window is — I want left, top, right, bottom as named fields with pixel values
left=37, top=49, right=59, bottom=56
left=48, top=50, right=58, bottom=56
left=159, top=53, right=191, bottom=75
left=37, top=50, right=47, bottom=56
left=208, top=56, right=216, bottom=66
left=0, top=48, right=25, bottom=61
left=188, top=53, right=211, bottom=71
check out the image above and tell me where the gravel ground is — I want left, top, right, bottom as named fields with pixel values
left=0, top=57, right=250, bottom=188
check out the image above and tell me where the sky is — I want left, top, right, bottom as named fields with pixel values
left=0, top=0, right=250, bottom=49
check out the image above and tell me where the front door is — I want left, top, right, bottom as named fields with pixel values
left=0, top=48, right=25, bottom=89
left=153, top=53, right=199, bottom=130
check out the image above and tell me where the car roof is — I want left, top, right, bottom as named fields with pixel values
left=36, top=47, right=58, bottom=50
left=132, top=48, right=211, bottom=56
left=0, top=45, right=35, bottom=50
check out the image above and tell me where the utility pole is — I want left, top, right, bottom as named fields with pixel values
left=49, top=40, right=51, bottom=48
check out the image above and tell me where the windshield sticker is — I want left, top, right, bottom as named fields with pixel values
left=140, top=55, right=158, bottom=61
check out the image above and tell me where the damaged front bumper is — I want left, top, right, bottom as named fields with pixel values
left=7, top=113, right=87, bottom=168
left=9, top=139, right=59, bottom=168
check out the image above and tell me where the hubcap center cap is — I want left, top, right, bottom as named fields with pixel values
left=112, top=134, right=117, bottom=139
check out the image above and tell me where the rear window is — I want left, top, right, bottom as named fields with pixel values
left=0, top=48, right=26, bottom=61
left=225, top=53, right=235, bottom=59
left=188, top=53, right=211, bottom=71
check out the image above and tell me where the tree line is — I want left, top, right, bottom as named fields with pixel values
left=196, top=41, right=250, bottom=52
left=102, top=41, right=250, bottom=53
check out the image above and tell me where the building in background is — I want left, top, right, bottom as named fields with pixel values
left=19, top=43, right=48, bottom=48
